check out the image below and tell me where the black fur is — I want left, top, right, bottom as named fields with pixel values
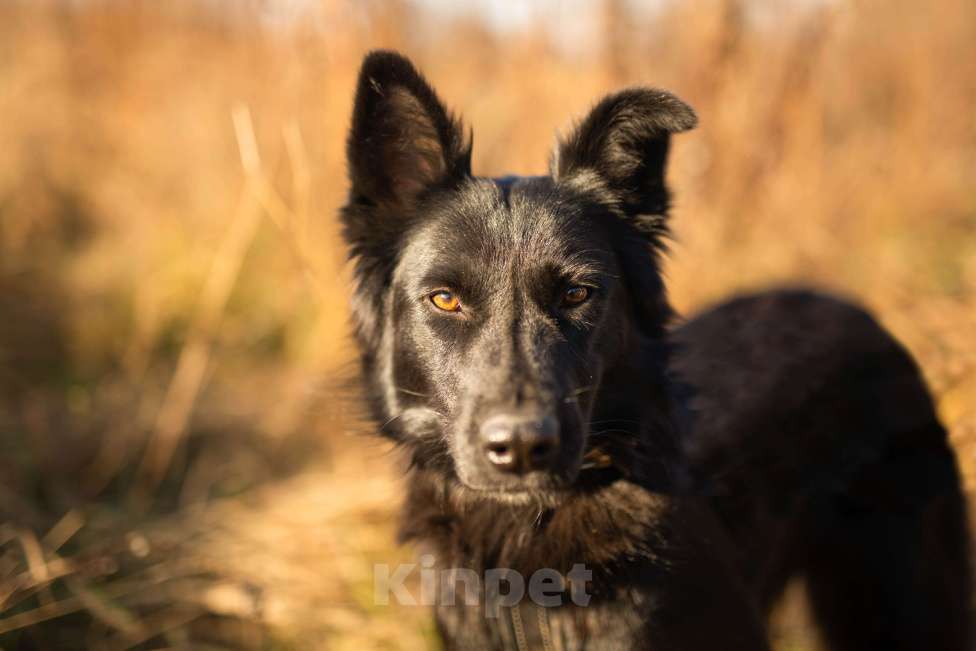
left=340, top=51, right=971, bottom=650
left=671, top=291, right=973, bottom=650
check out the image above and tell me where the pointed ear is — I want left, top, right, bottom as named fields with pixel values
left=552, top=88, right=696, bottom=237
left=342, top=52, right=470, bottom=351
left=346, top=50, right=471, bottom=208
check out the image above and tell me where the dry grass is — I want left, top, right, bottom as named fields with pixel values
left=0, top=0, right=974, bottom=648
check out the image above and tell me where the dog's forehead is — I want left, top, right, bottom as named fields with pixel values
left=395, top=177, right=617, bottom=291
left=427, top=176, right=595, bottom=255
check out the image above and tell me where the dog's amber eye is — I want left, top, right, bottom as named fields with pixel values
left=562, top=286, right=590, bottom=307
left=430, top=290, right=461, bottom=312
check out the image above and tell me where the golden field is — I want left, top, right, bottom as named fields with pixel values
left=1, top=0, right=974, bottom=648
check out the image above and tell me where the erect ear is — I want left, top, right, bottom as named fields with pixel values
left=346, top=50, right=471, bottom=209
left=552, top=88, right=696, bottom=238
left=342, top=52, right=470, bottom=352
left=553, top=89, right=695, bottom=337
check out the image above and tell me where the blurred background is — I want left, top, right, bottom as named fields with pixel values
left=1, top=0, right=974, bottom=648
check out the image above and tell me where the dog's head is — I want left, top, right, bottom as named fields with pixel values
left=341, top=51, right=695, bottom=501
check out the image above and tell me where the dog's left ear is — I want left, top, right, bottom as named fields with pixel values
left=553, top=89, right=696, bottom=336
left=552, top=88, right=696, bottom=236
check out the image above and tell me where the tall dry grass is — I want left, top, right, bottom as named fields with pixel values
left=0, top=0, right=974, bottom=648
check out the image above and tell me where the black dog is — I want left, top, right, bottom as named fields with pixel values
left=340, top=50, right=971, bottom=650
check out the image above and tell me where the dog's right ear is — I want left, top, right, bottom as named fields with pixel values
left=345, top=50, right=471, bottom=210
left=342, top=52, right=470, bottom=350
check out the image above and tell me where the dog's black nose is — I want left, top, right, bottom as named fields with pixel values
left=480, top=413, right=559, bottom=474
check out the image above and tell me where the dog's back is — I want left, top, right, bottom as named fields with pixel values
left=672, top=289, right=972, bottom=650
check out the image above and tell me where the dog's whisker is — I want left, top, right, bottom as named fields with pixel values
left=396, top=386, right=430, bottom=397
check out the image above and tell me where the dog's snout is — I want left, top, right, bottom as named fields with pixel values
left=479, top=413, right=559, bottom=474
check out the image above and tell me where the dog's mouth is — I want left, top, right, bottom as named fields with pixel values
left=455, top=446, right=621, bottom=503
left=460, top=466, right=575, bottom=492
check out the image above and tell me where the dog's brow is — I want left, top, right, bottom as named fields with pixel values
left=418, top=263, right=481, bottom=292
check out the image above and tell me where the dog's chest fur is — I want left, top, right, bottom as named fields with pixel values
left=398, top=471, right=687, bottom=649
